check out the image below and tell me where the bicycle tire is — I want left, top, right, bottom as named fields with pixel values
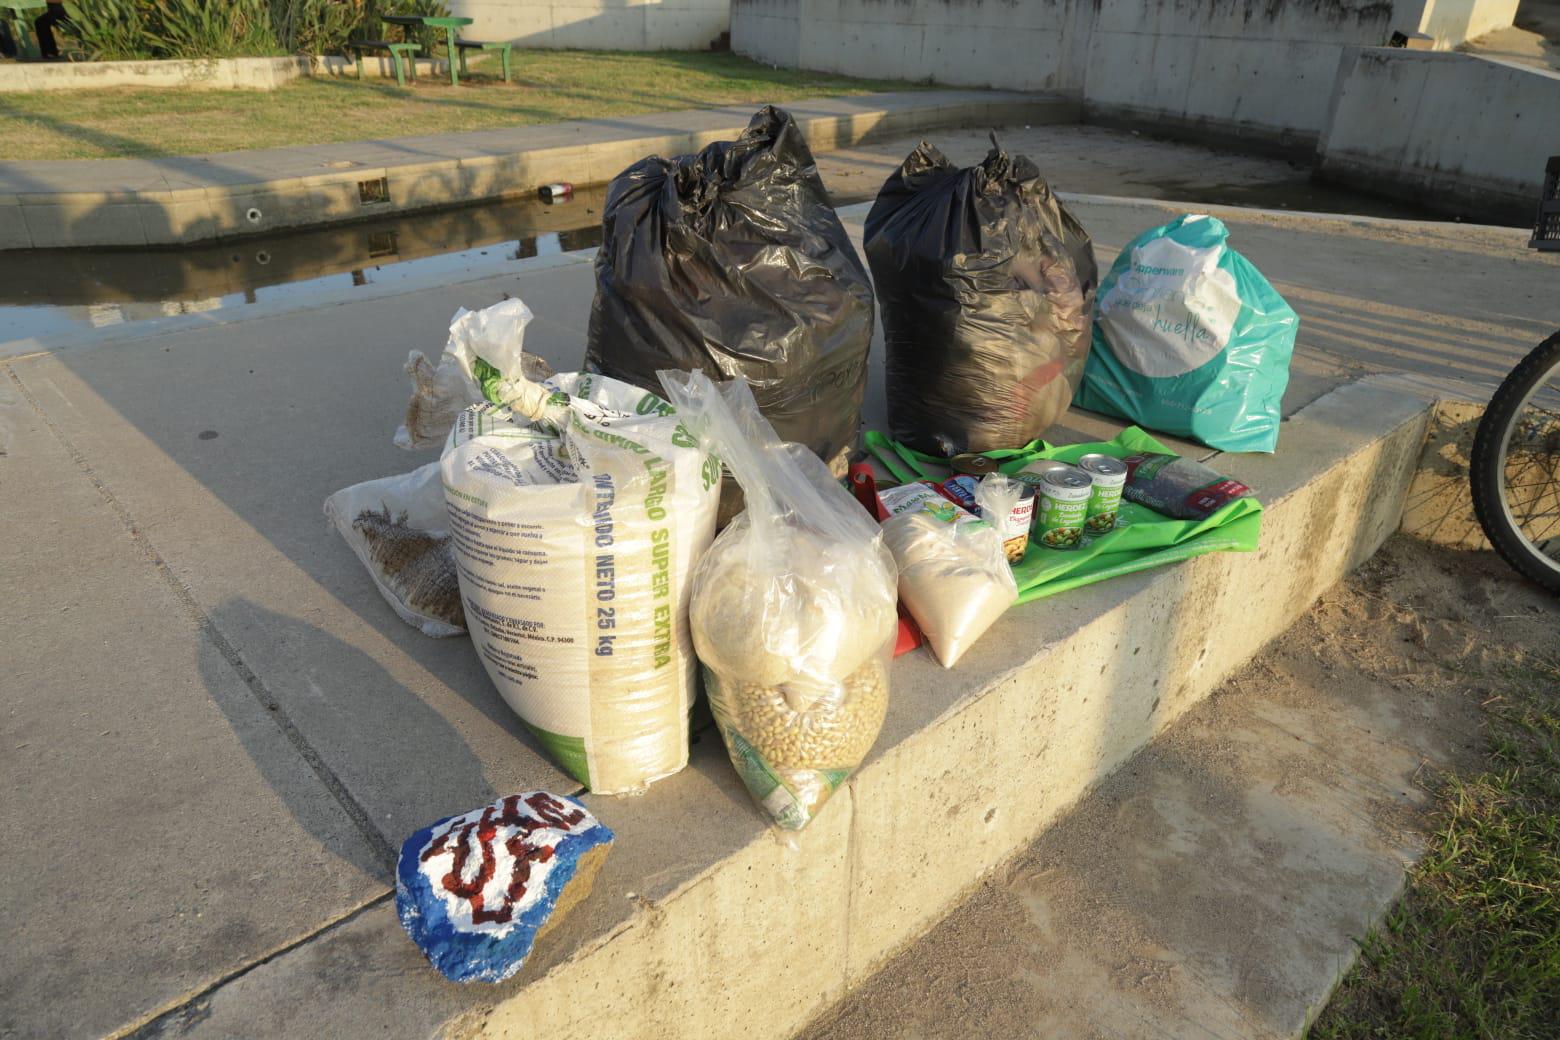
left=1470, top=331, right=1560, bottom=594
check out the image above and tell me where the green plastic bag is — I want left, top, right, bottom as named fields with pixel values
left=1075, top=214, right=1297, bottom=453
left=865, top=427, right=1262, bottom=603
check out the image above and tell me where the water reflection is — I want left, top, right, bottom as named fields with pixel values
left=0, top=185, right=607, bottom=343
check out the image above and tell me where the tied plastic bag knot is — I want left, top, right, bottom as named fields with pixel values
left=975, top=473, right=1022, bottom=532
left=491, top=375, right=555, bottom=425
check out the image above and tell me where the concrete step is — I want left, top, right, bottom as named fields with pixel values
left=0, top=90, right=1079, bottom=250
left=795, top=530, right=1553, bottom=1039
left=126, top=376, right=1456, bottom=1040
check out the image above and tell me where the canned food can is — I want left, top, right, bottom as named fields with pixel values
left=1000, top=483, right=1036, bottom=561
left=1034, top=468, right=1093, bottom=549
left=1014, top=459, right=1073, bottom=488
left=1075, top=453, right=1129, bottom=533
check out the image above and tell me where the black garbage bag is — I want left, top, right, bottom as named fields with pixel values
left=864, top=137, right=1098, bottom=456
left=585, top=105, right=874, bottom=465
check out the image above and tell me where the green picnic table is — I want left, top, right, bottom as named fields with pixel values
left=2, top=0, right=48, bottom=61
left=381, top=13, right=473, bottom=87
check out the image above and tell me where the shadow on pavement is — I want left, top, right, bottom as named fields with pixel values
left=198, top=597, right=497, bottom=873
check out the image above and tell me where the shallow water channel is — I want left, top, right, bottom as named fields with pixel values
left=0, top=173, right=1464, bottom=347
left=0, top=184, right=610, bottom=345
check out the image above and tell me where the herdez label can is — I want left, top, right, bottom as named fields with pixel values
left=1075, top=453, right=1128, bottom=533
left=1014, top=459, right=1074, bottom=488
left=996, top=482, right=1036, bottom=562
left=1034, top=467, right=1092, bottom=549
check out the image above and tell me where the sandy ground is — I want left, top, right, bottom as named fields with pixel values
left=794, top=538, right=1558, bottom=1039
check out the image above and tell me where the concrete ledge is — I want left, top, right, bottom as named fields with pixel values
left=136, top=380, right=1437, bottom=1039
left=0, top=53, right=454, bottom=93
left=0, top=90, right=1078, bottom=249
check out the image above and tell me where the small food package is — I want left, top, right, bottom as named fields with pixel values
left=876, top=478, right=1018, bottom=669
left=1122, top=451, right=1254, bottom=520
left=324, top=461, right=465, bottom=638
left=658, top=369, right=898, bottom=830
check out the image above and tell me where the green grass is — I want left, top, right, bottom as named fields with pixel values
left=0, top=50, right=922, bottom=160
left=1308, top=661, right=1560, bottom=1040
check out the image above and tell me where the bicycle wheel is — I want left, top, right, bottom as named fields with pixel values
left=1470, top=331, right=1560, bottom=593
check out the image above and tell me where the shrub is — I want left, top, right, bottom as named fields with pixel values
left=145, top=0, right=278, bottom=59
left=66, top=0, right=451, bottom=61
left=65, top=0, right=149, bottom=60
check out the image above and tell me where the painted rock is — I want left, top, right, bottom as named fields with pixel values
left=395, top=791, right=614, bottom=983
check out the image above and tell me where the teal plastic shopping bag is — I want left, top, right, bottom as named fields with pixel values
left=1074, top=214, right=1297, bottom=453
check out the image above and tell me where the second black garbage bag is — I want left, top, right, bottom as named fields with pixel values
left=865, top=138, right=1098, bottom=456
left=586, top=106, right=874, bottom=468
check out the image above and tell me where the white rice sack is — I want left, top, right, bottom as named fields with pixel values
left=438, top=304, right=719, bottom=795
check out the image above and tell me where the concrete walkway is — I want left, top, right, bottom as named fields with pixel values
left=0, top=89, right=1072, bottom=249
left=0, top=199, right=1555, bottom=1039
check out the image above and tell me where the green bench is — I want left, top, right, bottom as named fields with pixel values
left=347, top=39, right=421, bottom=88
left=454, top=38, right=513, bottom=82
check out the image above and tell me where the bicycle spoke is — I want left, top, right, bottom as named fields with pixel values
left=1474, top=332, right=1560, bottom=590
left=1506, top=485, right=1560, bottom=506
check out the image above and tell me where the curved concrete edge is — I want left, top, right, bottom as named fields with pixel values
left=0, top=91, right=1079, bottom=251
left=129, top=380, right=1440, bottom=1040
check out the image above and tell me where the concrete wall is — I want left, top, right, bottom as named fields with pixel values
left=448, top=0, right=729, bottom=50
left=1083, top=0, right=1396, bottom=150
left=1402, top=0, right=1522, bottom=47
left=732, top=0, right=1095, bottom=93
left=732, top=0, right=1399, bottom=148
left=1317, top=47, right=1559, bottom=223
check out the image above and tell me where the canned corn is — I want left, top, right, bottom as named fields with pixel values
left=1034, top=467, right=1093, bottom=549
left=1075, top=453, right=1128, bottom=533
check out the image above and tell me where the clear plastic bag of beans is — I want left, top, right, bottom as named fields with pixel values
left=658, top=369, right=898, bottom=830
